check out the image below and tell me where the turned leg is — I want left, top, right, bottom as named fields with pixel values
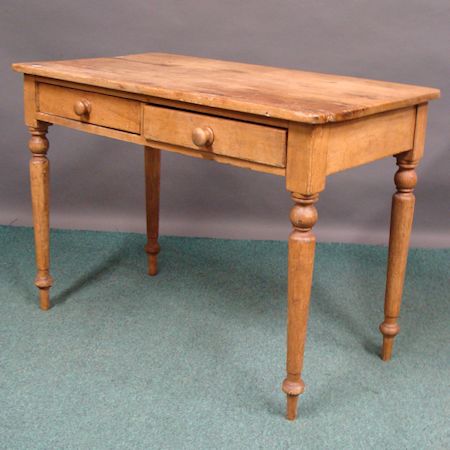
left=28, top=124, right=53, bottom=310
left=380, top=153, right=418, bottom=360
left=282, top=193, right=319, bottom=420
left=144, top=146, right=161, bottom=276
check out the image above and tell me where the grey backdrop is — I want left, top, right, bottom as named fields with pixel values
left=1, top=1, right=449, bottom=247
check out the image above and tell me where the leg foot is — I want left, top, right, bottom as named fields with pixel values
left=381, top=336, right=394, bottom=361
left=147, top=253, right=158, bottom=276
left=286, top=396, right=299, bottom=421
left=39, top=288, right=51, bottom=311
left=282, top=378, right=305, bottom=420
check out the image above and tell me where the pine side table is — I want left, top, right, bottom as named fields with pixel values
left=12, top=53, right=440, bottom=420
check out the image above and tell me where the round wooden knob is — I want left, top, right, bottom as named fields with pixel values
left=192, top=127, right=214, bottom=147
left=73, top=99, right=91, bottom=116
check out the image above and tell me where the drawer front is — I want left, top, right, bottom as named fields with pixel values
left=38, top=83, right=141, bottom=133
left=143, top=105, right=287, bottom=167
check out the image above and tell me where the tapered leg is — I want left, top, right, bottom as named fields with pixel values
left=144, top=146, right=161, bottom=276
left=282, top=193, right=319, bottom=420
left=380, top=153, right=418, bottom=360
left=28, top=124, right=53, bottom=310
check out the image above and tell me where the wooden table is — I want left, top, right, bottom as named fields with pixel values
left=12, top=53, right=439, bottom=420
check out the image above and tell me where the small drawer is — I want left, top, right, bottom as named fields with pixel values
left=143, top=105, right=287, bottom=167
left=38, top=83, right=141, bottom=133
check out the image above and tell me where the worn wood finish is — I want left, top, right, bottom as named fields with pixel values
left=12, top=53, right=439, bottom=123
left=34, top=76, right=289, bottom=128
left=409, top=103, right=428, bottom=161
left=35, top=112, right=145, bottom=145
left=286, top=122, right=329, bottom=194
left=282, top=193, right=319, bottom=420
left=143, top=104, right=287, bottom=167
left=38, top=83, right=141, bottom=133
left=144, top=147, right=161, bottom=276
left=34, top=111, right=285, bottom=176
left=28, top=123, right=53, bottom=310
left=24, top=75, right=38, bottom=127
left=13, top=53, right=440, bottom=421
left=326, top=107, right=416, bottom=174
left=141, top=139, right=286, bottom=176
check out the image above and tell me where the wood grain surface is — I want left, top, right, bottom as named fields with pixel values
left=13, top=53, right=440, bottom=123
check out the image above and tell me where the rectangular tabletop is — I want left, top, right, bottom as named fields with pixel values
left=12, top=53, right=439, bottom=124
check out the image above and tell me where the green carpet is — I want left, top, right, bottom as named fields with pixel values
left=0, top=225, right=449, bottom=449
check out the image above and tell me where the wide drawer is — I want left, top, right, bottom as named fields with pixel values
left=143, top=105, right=287, bottom=167
left=38, top=83, right=141, bottom=133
